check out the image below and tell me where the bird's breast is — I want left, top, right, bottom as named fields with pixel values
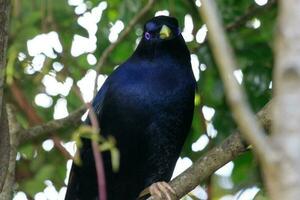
left=101, top=67, right=195, bottom=130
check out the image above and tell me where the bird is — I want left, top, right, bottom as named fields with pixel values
left=65, top=15, right=196, bottom=200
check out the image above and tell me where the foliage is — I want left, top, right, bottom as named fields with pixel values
left=8, top=0, right=276, bottom=199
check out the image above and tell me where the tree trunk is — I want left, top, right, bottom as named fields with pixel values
left=0, top=0, right=11, bottom=192
left=266, top=0, right=300, bottom=199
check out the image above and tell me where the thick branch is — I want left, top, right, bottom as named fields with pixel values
left=171, top=133, right=245, bottom=199
left=199, top=0, right=274, bottom=164
left=18, top=106, right=86, bottom=143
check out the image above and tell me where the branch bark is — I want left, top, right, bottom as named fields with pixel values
left=18, top=106, right=86, bottom=143
left=0, top=0, right=10, bottom=192
left=171, top=133, right=245, bottom=199
left=0, top=105, right=19, bottom=200
left=0, top=101, right=10, bottom=193
left=199, top=0, right=274, bottom=165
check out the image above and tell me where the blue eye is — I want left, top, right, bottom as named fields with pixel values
left=145, top=32, right=151, bottom=40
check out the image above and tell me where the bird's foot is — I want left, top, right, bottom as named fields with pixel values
left=149, top=181, right=177, bottom=200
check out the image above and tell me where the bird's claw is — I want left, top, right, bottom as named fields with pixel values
left=149, top=181, right=177, bottom=200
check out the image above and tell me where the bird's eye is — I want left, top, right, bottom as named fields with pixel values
left=145, top=32, right=151, bottom=40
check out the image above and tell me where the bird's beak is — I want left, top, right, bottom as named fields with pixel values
left=159, top=25, right=171, bottom=39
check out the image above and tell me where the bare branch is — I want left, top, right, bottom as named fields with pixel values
left=191, top=0, right=277, bottom=53
left=18, top=106, right=86, bottom=143
left=225, top=0, right=277, bottom=31
left=199, top=0, right=275, bottom=164
left=170, top=133, right=245, bottom=199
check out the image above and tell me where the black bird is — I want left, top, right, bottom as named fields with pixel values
left=65, top=16, right=196, bottom=200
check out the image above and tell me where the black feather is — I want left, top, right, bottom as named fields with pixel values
left=65, top=16, right=196, bottom=200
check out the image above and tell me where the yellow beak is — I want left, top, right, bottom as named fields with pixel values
left=159, top=25, right=171, bottom=39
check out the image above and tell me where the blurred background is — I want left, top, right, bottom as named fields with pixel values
left=8, top=0, right=276, bottom=199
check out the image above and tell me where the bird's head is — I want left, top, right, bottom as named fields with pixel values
left=133, top=16, right=189, bottom=61
left=143, top=16, right=180, bottom=41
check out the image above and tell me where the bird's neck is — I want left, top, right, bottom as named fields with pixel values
left=132, top=36, right=190, bottom=64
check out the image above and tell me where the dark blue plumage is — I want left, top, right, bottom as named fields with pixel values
left=65, top=16, right=196, bottom=200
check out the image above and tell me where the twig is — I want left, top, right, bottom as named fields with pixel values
left=73, top=85, right=107, bottom=200
left=225, top=0, right=277, bottom=31
left=190, top=0, right=277, bottom=53
left=89, top=103, right=107, bottom=200
left=199, top=0, right=274, bottom=164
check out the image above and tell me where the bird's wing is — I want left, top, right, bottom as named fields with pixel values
left=65, top=80, right=110, bottom=200
left=85, top=79, right=110, bottom=125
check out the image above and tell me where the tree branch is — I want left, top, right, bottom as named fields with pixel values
left=18, top=106, right=86, bottom=143
left=225, top=0, right=277, bottom=31
left=170, top=133, right=245, bottom=199
left=191, top=0, right=277, bottom=53
left=199, top=0, right=274, bottom=164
